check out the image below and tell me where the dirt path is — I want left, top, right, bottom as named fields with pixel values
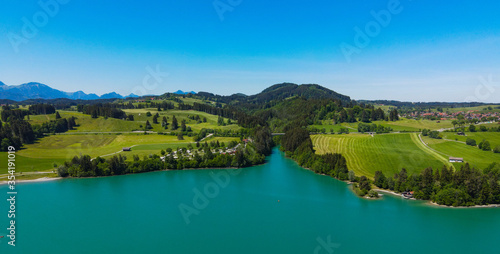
left=414, top=134, right=454, bottom=169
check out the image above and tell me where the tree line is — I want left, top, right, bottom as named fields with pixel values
left=372, top=164, right=500, bottom=206
left=77, top=103, right=127, bottom=119
left=0, top=120, right=35, bottom=151
left=57, top=142, right=266, bottom=177
left=280, top=127, right=350, bottom=180
left=358, top=123, right=393, bottom=133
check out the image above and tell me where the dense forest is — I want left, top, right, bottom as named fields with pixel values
left=279, top=126, right=350, bottom=181
left=0, top=104, right=76, bottom=151
left=372, top=163, right=500, bottom=206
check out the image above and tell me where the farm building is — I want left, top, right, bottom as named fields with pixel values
left=123, top=147, right=132, bottom=151
left=449, top=157, right=463, bottom=163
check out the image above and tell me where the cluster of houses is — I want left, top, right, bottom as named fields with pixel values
left=403, top=110, right=499, bottom=121
left=160, top=143, right=245, bottom=161
left=122, top=138, right=251, bottom=162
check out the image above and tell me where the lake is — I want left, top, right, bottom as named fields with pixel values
left=1, top=148, right=499, bottom=253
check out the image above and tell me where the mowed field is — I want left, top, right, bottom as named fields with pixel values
left=0, top=134, right=239, bottom=174
left=422, top=135, right=500, bottom=170
left=433, top=105, right=500, bottom=113
left=441, top=131, right=500, bottom=148
left=309, top=119, right=454, bottom=133
left=312, top=133, right=451, bottom=178
left=25, top=109, right=241, bottom=133
left=379, top=119, right=454, bottom=131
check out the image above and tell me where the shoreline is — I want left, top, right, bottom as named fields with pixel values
left=374, top=188, right=500, bottom=209
left=0, top=176, right=62, bottom=185
left=427, top=201, right=500, bottom=209
left=296, top=163, right=500, bottom=209
left=0, top=164, right=258, bottom=185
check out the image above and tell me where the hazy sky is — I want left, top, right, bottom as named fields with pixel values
left=1, top=0, right=499, bottom=102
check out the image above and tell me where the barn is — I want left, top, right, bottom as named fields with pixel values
left=449, top=157, right=463, bottom=163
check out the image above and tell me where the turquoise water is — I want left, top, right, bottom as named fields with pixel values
left=1, top=148, right=499, bottom=253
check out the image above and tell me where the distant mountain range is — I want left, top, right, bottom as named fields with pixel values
left=0, top=82, right=196, bottom=101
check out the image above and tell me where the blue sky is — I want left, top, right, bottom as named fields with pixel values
left=1, top=0, right=499, bottom=102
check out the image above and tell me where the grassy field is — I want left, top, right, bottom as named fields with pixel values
left=441, top=131, right=500, bottom=148
left=312, top=133, right=450, bottom=178
left=0, top=133, right=239, bottom=174
left=309, top=123, right=348, bottom=133
left=2, top=107, right=242, bottom=175
left=309, top=119, right=454, bottom=133
left=122, top=109, right=240, bottom=132
left=433, top=105, right=500, bottom=113
left=25, top=109, right=241, bottom=133
left=382, top=119, right=454, bottom=131
left=422, top=135, right=500, bottom=170
left=477, top=122, right=500, bottom=129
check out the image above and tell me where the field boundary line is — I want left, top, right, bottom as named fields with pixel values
left=413, top=134, right=454, bottom=169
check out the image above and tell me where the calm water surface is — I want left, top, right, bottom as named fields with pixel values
left=1, top=148, right=499, bottom=253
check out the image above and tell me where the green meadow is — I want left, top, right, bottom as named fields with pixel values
left=25, top=109, right=241, bottom=133
left=1, top=108, right=243, bottom=174
left=309, top=119, right=454, bottom=133
left=311, top=130, right=500, bottom=179
left=311, top=133, right=450, bottom=178
left=432, top=104, right=500, bottom=113
left=422, top=135, right=500, bottom=170
left=0, top=133, right=239, bottom=174
left=441, top=131, right=500, bottom=148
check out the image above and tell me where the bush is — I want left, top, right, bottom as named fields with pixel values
left=57, top=165, right=69, bottom=177
left=422, top=129, right=429, bottom=136
left=478, top=140, right=491, bottom=151
left=466, top=138, right=476, bottom=146
left=353, top=186, right=368, bottom=197
left=359, top=176, right=371, bottom=192
left=368, top=190, right=379, bottom=198
left=494, top=146, right=500, bottom=153
left=428, top=131, right=442, bottom=139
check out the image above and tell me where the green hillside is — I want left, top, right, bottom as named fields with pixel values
left=25, top=109, right=241, bottom=133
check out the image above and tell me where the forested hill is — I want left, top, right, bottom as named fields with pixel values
left=198, top=83, right=351, bottom=106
